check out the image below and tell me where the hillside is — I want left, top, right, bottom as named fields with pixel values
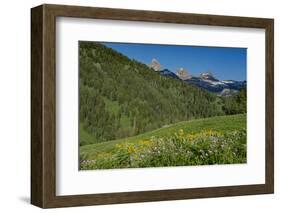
left=79, top=42, right=229, bottom=145
left=80, top=114, right=246, bottom=169
left=80, top=114, right=246, bottom=159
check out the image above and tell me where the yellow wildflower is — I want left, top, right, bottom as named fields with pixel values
left=179, top=129, right=184, bottom=136
left=127, top=145, right=136, bottom=154
left=188, top=134, right=195, bottom=142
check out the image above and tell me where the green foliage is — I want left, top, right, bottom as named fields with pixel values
left=80, top=114, right=246, bottom=160
left=222, top=88, right=247, bottom=115
left=79, top=123, right=98, bottom=146
left=80, top=128, right=246, bottom=169
left=79, top=41, right=227, bottom=145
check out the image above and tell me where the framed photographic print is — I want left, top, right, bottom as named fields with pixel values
left=31, top=4, right=274, bottom=208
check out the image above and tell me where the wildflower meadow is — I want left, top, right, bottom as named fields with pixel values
left=80, top=127, right=246, bottom=170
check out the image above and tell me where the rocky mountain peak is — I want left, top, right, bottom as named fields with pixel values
left=199, top=72, right=218, bottom=81
left=176, top=68, right=192, bottom=80
left=149, top=58, right=162, bottom=71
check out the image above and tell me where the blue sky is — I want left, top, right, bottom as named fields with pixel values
left=103, top=42, right=247, bottom=81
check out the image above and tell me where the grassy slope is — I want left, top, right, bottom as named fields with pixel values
left=80, top=114, right=246, bottom=159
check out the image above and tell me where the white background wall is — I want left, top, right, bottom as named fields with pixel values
left=0, top=0, right=279, bottom=212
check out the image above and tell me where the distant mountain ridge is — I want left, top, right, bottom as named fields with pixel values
left=149, top=59, right=246, bottom=96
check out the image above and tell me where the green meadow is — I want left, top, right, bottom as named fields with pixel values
left=80, top=114, right=246, bottom=169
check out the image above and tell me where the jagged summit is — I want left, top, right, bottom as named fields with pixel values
left=199, top=72, right=218, bottom=81
left=176, top=68, right=192, bottom=80
left=149, top=58, right=161, bottom=71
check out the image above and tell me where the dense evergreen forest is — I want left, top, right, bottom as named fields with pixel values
left=79, top=42, right=246, bottom=146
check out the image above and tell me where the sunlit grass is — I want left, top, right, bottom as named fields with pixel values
left=80, top=115, right=247, bottom=170
left=80, top=114, right=246, bottom=159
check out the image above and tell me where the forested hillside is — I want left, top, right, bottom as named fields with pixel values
left=79, top=42, right=244, bottom=146
left=222, top=88, right=247, bottom=114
